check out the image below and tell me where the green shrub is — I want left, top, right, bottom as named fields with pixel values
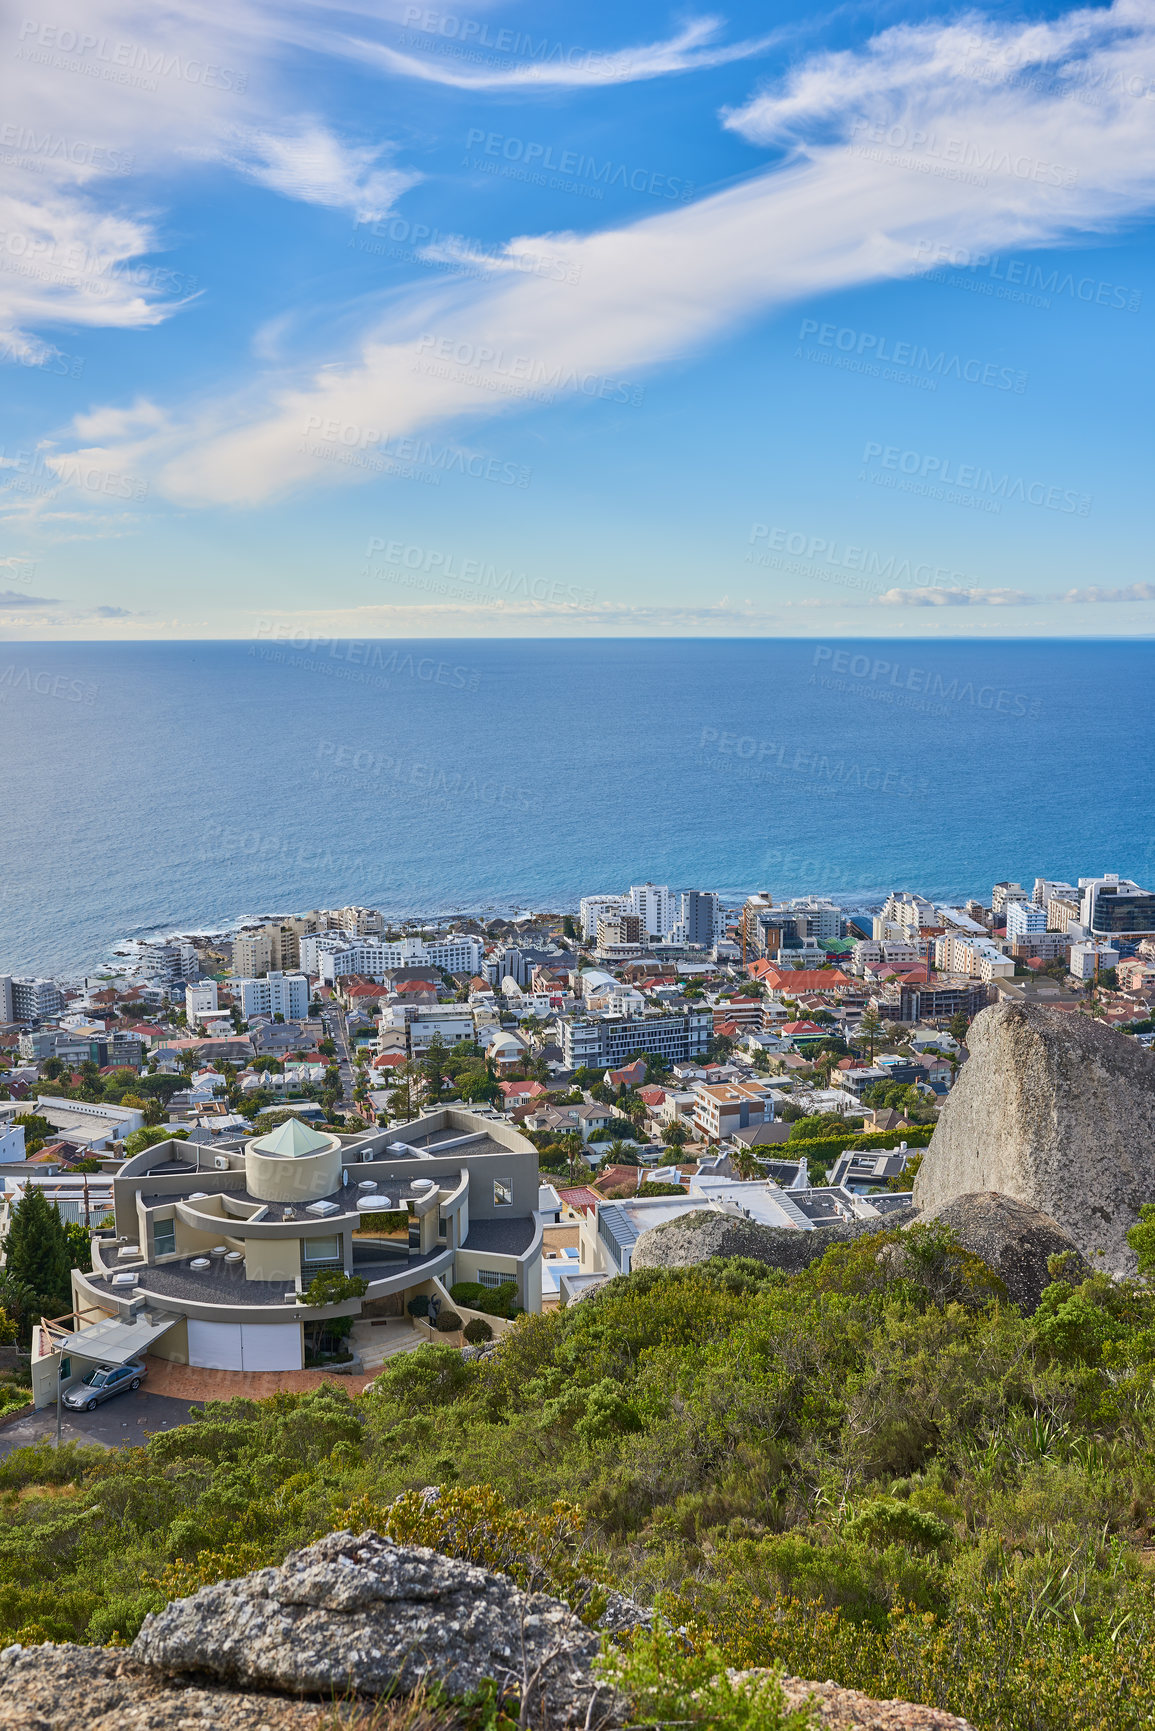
left=406, top=1294, right=430, bottom=1317
left=599, top=1622, right=813, bottom=1730
left=463, top=1318, right=493, bottom=1344
left=433, top=1310, right=462, bottom=1333
left=449, top=1279, right=519, bottom=1318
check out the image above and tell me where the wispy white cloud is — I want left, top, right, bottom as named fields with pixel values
left=874, top=585, right=1038, bottom=606
left=2, top=0, right=417, bottom=357
left=1060, top=581, right=1155, bottom=602
left=348, top=16, right=783, bottom=93
left=42, top=0, right=1155, bottom=509
left=203, top=122, right=420, bottom=221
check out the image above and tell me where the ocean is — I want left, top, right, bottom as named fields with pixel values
left=0, top=637, right=1151, bottom=976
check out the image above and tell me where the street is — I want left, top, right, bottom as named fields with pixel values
left=0, top=1390, right=204, bottom=1457
left=322, top=1005, right=357, bottom=1109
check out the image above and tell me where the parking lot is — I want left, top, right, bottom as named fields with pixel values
left=0, top=1389, right=203, bottom=1457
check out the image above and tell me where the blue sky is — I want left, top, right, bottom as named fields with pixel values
left=2, top=0, right=1154, bottom=638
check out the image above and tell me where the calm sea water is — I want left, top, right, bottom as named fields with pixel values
left=0, top=638, right=1151, bottom=975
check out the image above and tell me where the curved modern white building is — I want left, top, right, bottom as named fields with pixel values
left=64, top=1109, right=543, bottom=1377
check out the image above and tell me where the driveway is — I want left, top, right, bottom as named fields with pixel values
left=0, top=1389, right=203, bottom=1457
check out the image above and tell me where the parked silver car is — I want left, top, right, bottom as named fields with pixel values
left=62, top=1360, right=146, bottom=1411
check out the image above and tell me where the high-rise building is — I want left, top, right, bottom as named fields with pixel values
left=1079, top=876, right=1155, bottom=938
left=185, top=980, right=219, bottom=1023
left=561, top=1007, right=711, bottom=1069
left=235, top=972, right=310, bottom=1021
left=232, top=932, right=274, bottom=978
left=677, top=890, right=721, bottom=949
left=1033, top=878, right=1077, bottom=907
left=596, top=915, right=643, bottom=952
left=991, top=881, right=1029, bottom=916
left=579, top=896, right=624, bottom=941
left=628, top=883, right=674, bottom=939
left=0, top=976, right=63, bottom=1021
left=1006, top=901, right=1047, bottom=940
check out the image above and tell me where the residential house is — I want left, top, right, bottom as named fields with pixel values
left=605, top=1058, right=647, bottom=1090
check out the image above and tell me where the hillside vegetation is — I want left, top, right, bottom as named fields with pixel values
left=4, top=1219, right=1155, bottom=1729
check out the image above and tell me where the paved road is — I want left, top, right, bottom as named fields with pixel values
left=323, top=1007, right=357, bottom=1108
left=0, top=1389, right=203, bottom=1457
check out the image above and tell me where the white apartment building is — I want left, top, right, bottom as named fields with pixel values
left=785, top=897, right=843, bottom=942
left=301, top=933, right=483, bottom=982
left=1005, top=901, right=1048, bottom=939
left=579, top=896, right=625, bottom=941
left=236, top=971, right=310, bottom=1021
left=628, top=883, right=675, bottom=939
left=185, top=980, right=219, bottom=1022
left=0, top=976, right=64, bottom=1021
left=1070, top=941, right=1121, bottom=981
left=874, top=893, right=937, bottom=941
left=991, top=882, right=1029, bottom=916
left=378, top=1004, right=476, bottom=1056
left=1033, top=879, right=1077, bottom=907
left=141, top=941, right=199, bottom=981
left=933, top=932, right=1015, bottom=982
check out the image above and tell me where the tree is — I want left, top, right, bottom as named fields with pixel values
left=142, top=1096, right=164, bottom=1126
left=458, top=1068, right=498, bottom=1105
left=948, top=1011, right=971, bottom=1047
left=858, top=1006, right=883, bottom=1062
left=422, top=1034, right=448, bottom=1099
left=297, top=1270, right=368, bottom=1359
left=40, top=1057, right=64, bottom=1081
left=123, top=1126, right=189, bottom=1158
left=3, top=1188, right=72, bottom=1334
left=730, top=1148, right=765, bottom=1180
left=0, top=1274, right=36, bottom=1345
left=14, top=1114, right=52, bottom=1143
left=663, top=1121, right=690, bottom=1148
left=64, top=1221, right=92, bottom=1272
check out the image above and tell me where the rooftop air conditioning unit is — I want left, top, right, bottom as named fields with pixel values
left=214, top=1155, right=229, bottom=1170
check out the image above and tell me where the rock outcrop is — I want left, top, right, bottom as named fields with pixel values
left=631, top=1206, right=915, bottom=1275
left=0, top=1641, right=327, bottom=1729
left=922, top=1191, right=1090, bottom=1313
left=132, top=1530, right=616, bottom=1730
left=913, top=1000, right=1155, bottom=1274
left=0, top=1536, right=977, bottom=1731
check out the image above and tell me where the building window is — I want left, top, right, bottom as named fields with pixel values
left=493, top=1178, right=513, bottom=1208
left=477, top=1268, right=507, bottom=1288
left=303, top=1235, right=341, bottom=1263
left=154, top=1218, right=176, bottom=1257
left=438, top=1215, right=447, bottom=1239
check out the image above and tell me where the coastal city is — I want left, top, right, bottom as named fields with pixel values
left=0, top=871, right=1152, bottom=1400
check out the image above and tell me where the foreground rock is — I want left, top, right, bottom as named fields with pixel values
left=0, top=1642, right=329, bottom=1729
left=778, top=1674, right=975, bottom=1730
left=631, top=1206, right=916, bottom=1274
left=132, top=1530, right=616, bottom=1730
left=913, top=1000, right=1155, bottom=1274
left=923, top=1192, right=1090, bottom=1313
left=0, top=1536, right=978, bottom=1731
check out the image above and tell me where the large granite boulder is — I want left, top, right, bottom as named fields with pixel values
left=913, top=1000, right=1155, bottom=1275
left=132, top=1529, right=615, bottom=1729
left=631, top=1207, right=914, bottom=1275
left=922, top=1192, right=1090, bottom=1313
